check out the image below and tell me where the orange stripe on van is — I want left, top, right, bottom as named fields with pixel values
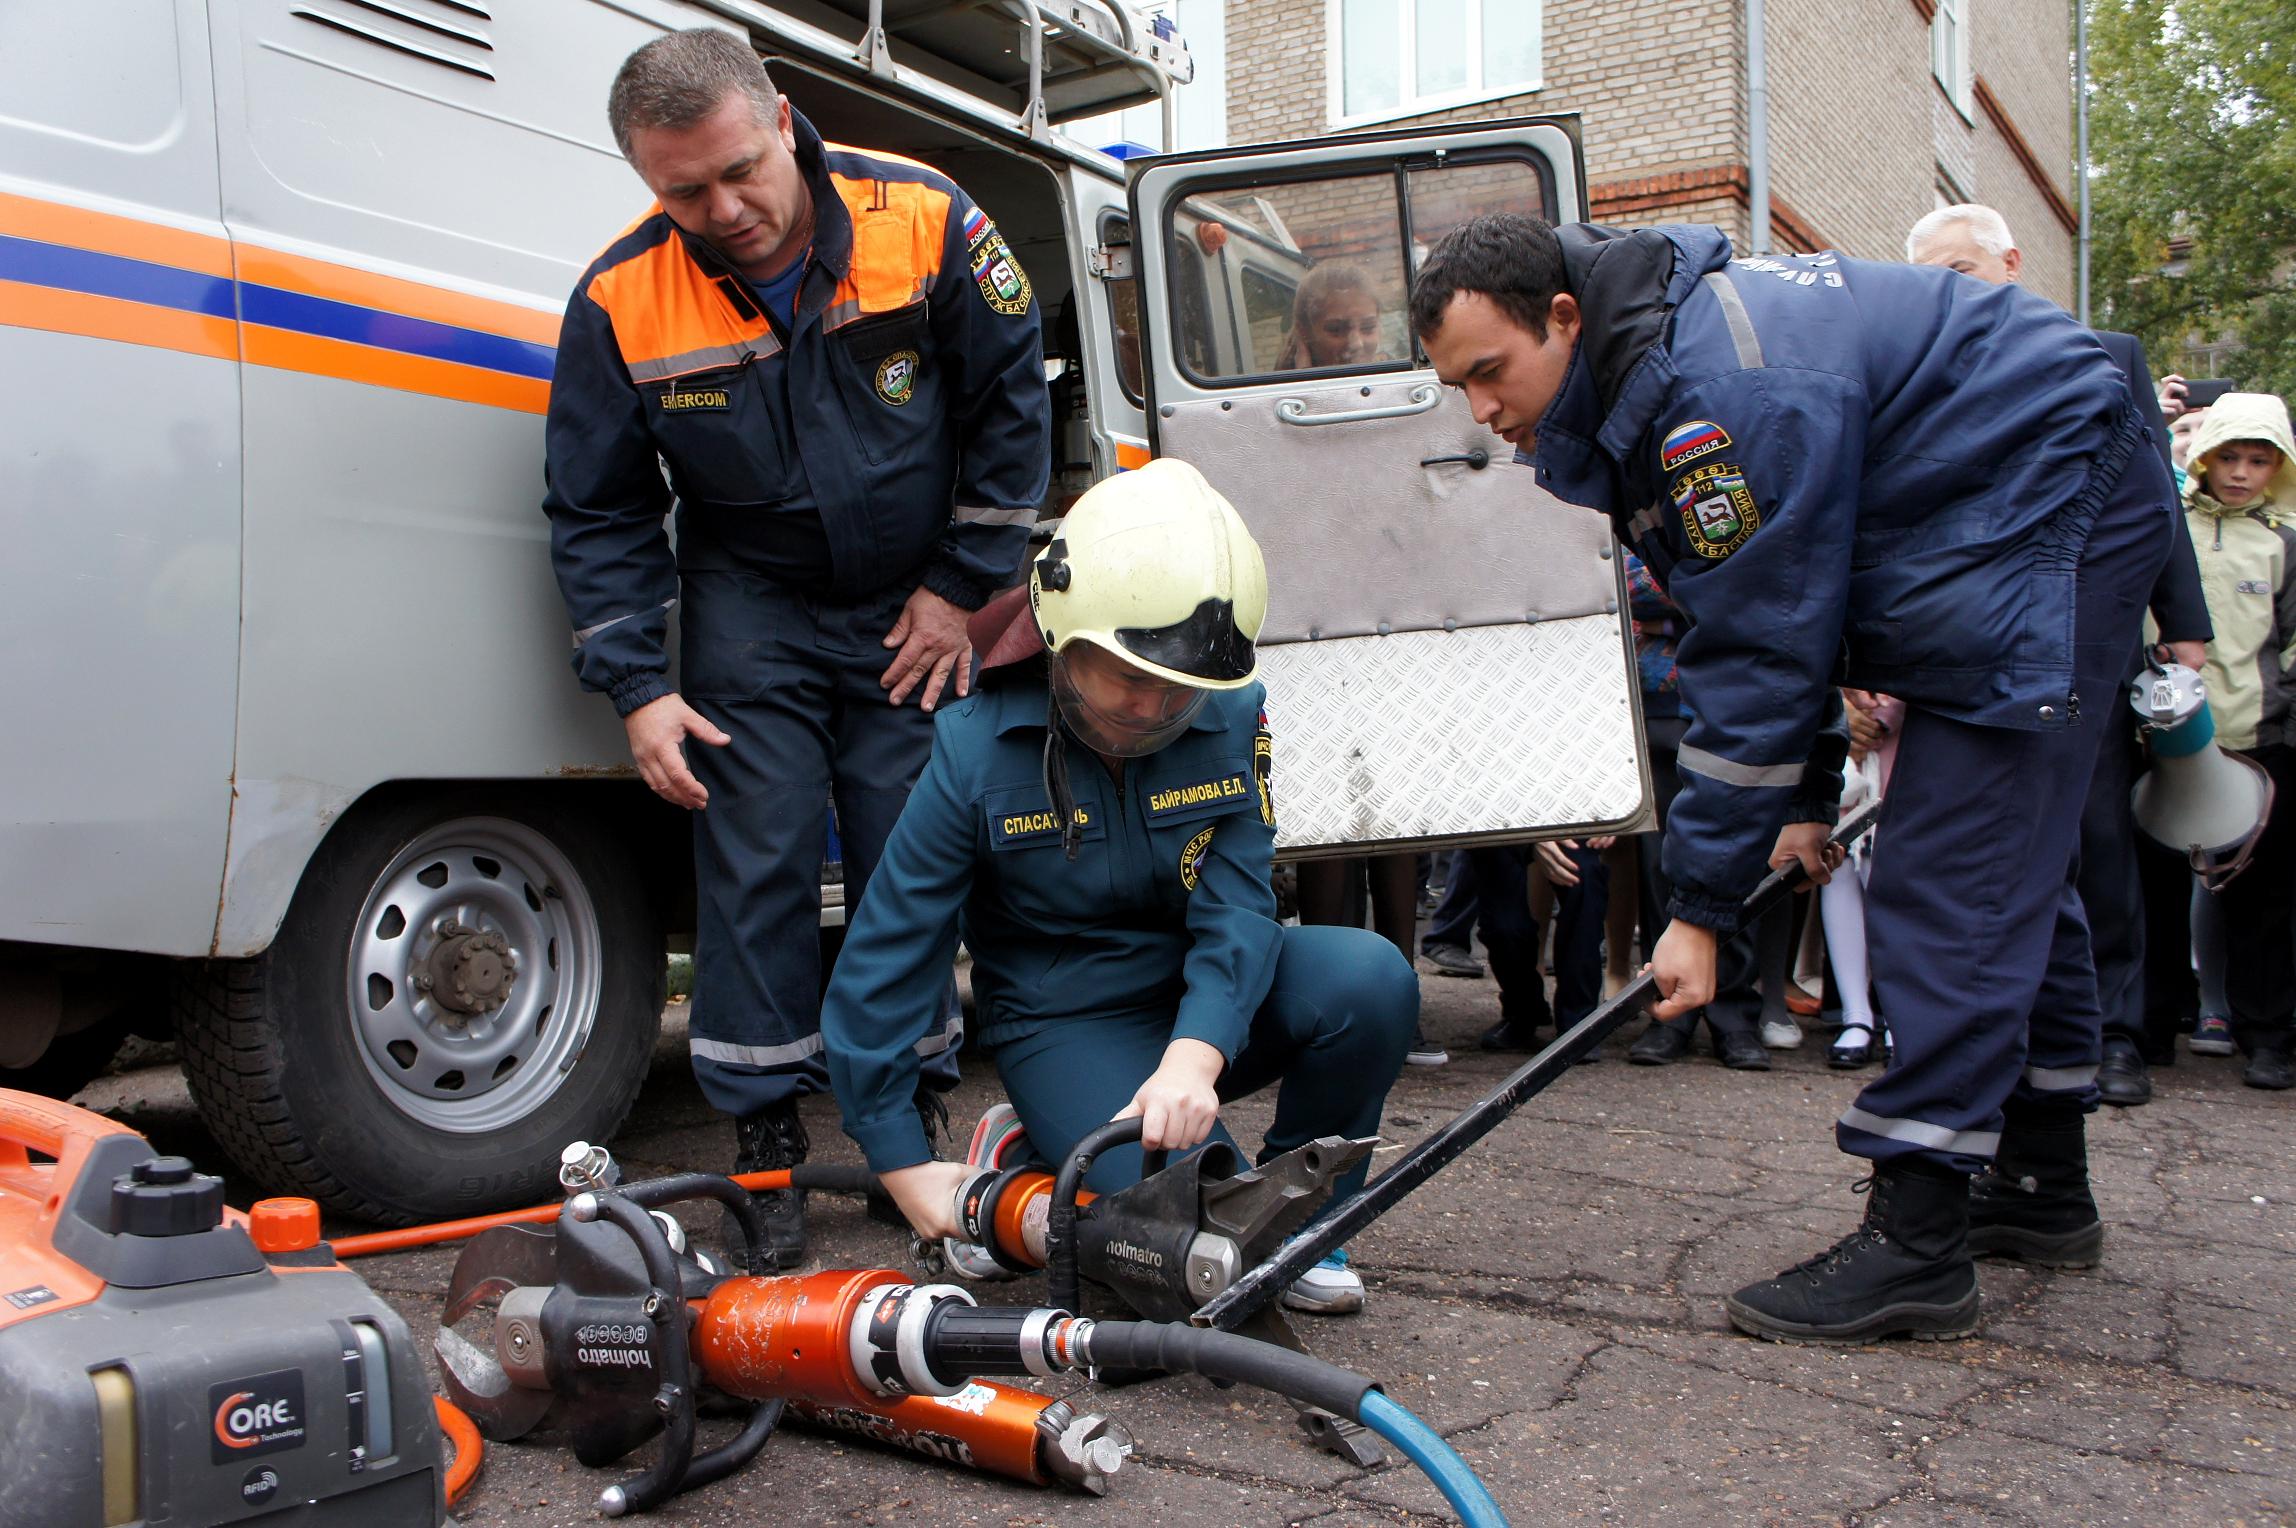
left=0, top=190, right=233, bottom=279
left=0, top=278, right=239, bottom=361
left=1114, top=441, right=1153, bottom=470
left=242, top=324, right=550, bottom=414
left=235, top=244, right=562, bottom=348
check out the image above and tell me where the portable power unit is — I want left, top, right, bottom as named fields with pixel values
left=0, top=1090, right=445, bottom=1527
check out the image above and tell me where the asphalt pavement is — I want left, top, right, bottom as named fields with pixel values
left=78, top=964, right=2295, bottom=1527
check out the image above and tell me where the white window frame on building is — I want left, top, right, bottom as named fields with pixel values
left=1325, top=0, right=1544, bottom=130
left=1932, top=0, right=1974, bottom=122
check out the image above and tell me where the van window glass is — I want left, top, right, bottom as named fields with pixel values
left=1100, top=215, right=1146, bottom=406
left=1405, top=156, right=1557, bottom=273
left=1167, top=172, right=1407, bottom=384
left=1163, top=153, right=1554, bottom=387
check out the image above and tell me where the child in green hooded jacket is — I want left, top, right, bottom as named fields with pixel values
left=2182, top=391, right=2296, bottom=1088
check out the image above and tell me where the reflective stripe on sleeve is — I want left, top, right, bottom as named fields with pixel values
left=953, top=504, right=1036, bottom=527
left=2023, top=1063, right=2098, bottom=1091
left=1677, top=743, right=1805, bottom=789
left=573, top=598, right=677, bottom=647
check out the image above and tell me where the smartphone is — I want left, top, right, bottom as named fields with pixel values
left=2181, top=378, right=2237, bottom=410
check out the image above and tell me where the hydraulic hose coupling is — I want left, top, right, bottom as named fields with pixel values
left=946, top=1163, right=1086, bottom=1276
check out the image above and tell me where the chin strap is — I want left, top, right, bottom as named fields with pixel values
left=1042, top=695, right=1083, bottom=862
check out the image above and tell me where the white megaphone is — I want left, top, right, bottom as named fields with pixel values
left=2127, top=658, right=2273, bottom=889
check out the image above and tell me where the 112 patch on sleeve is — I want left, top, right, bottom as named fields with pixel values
left=1671, top=461, right=1761, bottom=559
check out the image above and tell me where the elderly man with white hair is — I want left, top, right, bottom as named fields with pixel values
left=1906, top=205, right=2213, bottom=1127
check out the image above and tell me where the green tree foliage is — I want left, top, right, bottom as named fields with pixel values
left=2087, top=0, right=2295, bottom=397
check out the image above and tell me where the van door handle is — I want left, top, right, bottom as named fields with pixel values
left=1419, top=449, right=1490, bottom=469
left=1275, top=383, right=1440, bottom=426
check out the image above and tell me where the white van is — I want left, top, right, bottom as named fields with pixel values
left=0, top=0, right=1645, bottom=1220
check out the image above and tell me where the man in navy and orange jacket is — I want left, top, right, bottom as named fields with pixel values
left=544, top=29, right=1047, bottom=1266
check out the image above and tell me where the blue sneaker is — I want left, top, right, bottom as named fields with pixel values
left=2191, top=1014, right=2235, bottom=1056
left=1280, top=1249, right=1364, bottom=1315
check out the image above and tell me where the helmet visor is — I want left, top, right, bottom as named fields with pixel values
left=1113, top=596, right=1256, bottom=685
left=1049, top=645, right=1208, bottom=758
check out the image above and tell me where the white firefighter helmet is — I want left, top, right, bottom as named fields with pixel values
left=1029, top=460, right=1267, bottom=756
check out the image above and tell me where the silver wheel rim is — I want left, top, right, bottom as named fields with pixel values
left=344, top=817, right=601, bottom=1133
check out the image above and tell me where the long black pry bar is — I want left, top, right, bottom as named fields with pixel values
left=1196, top=799, right=1882, bottom=1333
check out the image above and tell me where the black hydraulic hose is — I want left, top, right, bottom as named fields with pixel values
left=789, top=1164, right=882, bottom=1196
left=675, top=1398, right=784, bottom=1496
left=623, top=1172, right=765, bottom=1271
left=1072, top=1319, right=1375, bottom=1426
left=1047, top=1117, right=1144, bottom=1315
left=583, top=1193, right=696, bottom=1516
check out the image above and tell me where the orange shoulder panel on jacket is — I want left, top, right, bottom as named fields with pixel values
left=832, top=171, right=951, bottom=317
left=587, top=229, right=773, bottom=376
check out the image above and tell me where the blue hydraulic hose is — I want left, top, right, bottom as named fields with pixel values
left=1357, top=1391, right=1509, bottom=1528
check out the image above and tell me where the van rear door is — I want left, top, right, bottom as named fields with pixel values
left=1126, top=118, right=1649, bottom=854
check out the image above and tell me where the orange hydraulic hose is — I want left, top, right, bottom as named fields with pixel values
left=434, top=1395, right=483, bottom=1508
left=332, top=1170, right=800, bottom=1259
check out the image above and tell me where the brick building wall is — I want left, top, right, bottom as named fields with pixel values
left=1224, top=0, right=1747, bottom=243
left=1764, top=0, right=1934, bottom=263
left=1967, top=0, right=2076, bottom=307
left=1219, top=0, right=2075, bottom=301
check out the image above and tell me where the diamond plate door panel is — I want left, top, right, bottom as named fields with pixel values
left=1260, top=616, right=1650, bottom=852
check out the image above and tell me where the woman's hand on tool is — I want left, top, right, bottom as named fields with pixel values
left=1646, top=920, right=1718, bottom=1019
left=878, top=1159, right=974, bottom=1241
left=1115, top=1039, right=1226, bottom=1151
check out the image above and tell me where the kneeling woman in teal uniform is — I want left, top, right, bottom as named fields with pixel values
left=822, top=460, right=1419, bottom=1314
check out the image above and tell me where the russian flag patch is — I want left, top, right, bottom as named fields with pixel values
left=1660, top=419, right=1731, bottom=471
left=962, top=206, right=991, bottom=245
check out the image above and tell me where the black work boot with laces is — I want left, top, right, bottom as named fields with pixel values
left=1725, top=1159, right=1980, bottom=1344
left=1966, top=1101, right=2103, bottom=1268
left=732, top=1099, right=810, bottom=1271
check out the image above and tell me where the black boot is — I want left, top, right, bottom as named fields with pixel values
left=2244, top=1037, right=2295, bottom=1091
left=733, top=1099, right=810, bottom=1271
left=1725, top=1159, right=1980, bottom=1344
left=1966, top=1102, right=2103, bottom=1268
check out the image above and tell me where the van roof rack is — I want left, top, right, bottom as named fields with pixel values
left=705, top=0, right=1191, bottom=149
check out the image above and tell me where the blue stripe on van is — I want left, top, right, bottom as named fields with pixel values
left=0, top=234, right=236, bottom=318
left=237, top=282, right=557, bottom=380
left=0, top=233, right=556, bottom=381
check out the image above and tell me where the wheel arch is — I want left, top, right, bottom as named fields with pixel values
left=212, top=777, right=694, bottom=958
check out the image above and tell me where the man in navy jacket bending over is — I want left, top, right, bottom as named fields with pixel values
left=1411, top=213, right=2171, bottom=1344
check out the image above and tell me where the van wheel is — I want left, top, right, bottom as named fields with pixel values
left=174, top=792, right=663, bottom=1224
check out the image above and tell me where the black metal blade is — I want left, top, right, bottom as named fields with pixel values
left=1195, top=801, right=1880, bottom=1332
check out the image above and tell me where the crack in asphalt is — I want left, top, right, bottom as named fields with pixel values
left=1124, top=1449, right=1455, bottom=1525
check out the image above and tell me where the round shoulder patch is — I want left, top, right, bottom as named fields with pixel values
left=1180, top=825, right=1217, bottom=891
